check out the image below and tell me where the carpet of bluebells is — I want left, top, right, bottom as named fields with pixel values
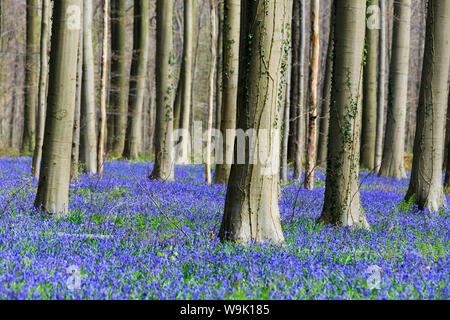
left=0, top=157, right=448, bottom=300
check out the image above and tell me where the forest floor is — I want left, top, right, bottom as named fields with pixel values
left=0, top=158, right=448, bottom=299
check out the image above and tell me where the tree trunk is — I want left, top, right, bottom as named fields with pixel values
left=215, top=0, right=223, bottom=132
left=150, top=0, right=175, bottom=182
left=213, top=0, right=240, bottom=185
left=0, top=0, right=10, bottom=149
left=405, top=0, right=450, bottom=212
left=79, top=0, right=98, bottom=175
left=34, top=0, right=81, bottom=216
left=378, top=0, right=411, bottom=178
left=317, top=1, right=334, bottom=168
left=305, top=0, right=319, bottom=190
left=71, top=19, right=83, bottom=180
left=288, top=0, right=300, bottom=168
left=318, top=0, right=369, bottom=229
left=445, top=94, right=450, bottom=189
left=108, top=0, right=129, bottom=156
left=123, top=0, right=150, bottom=160
left=31, top=0, right=51, bottom=178
left=176, top=0, right=195, bottom=165
left=205, top=0, right=217, bottom=186
left=360, top=0, right=379, bottom=171
left=98, top=0, right=109, bottom=176
left=375, top=0, right=388, bottom=171
left=293, top=0, right=306, bottom=180
left=23, top=0, right=42, bottom=154
left=219, top=0, right=292, bottom=243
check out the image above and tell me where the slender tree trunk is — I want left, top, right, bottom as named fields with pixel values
left=375, top=0, right=387, bottom=171
left=0, top=0, right=9, bottom=149
left=71, top=19, right=83, bottom=180
left=405, top=0, right=450, bottom=212
left=318, top=0, right=369, bottom=229
left=317, top=1, right=334, bottom=168
left=305, top=0, right=319, bottom=190
left=205, top=0, right=217, bottom=186
left=98, top=0, right=110, bottom=177
left=34, top=0, right=81, bottom=216
left=288, top=0, right=300, bottom=168
left=108, top=0, right=128, bottom=156
left=23, top=0, right=42, bottom=154
left=445, top=94, right=450, bottom=189
left=219, top=0, right=292, bottom=243
left=361, top=0, right=379, bottom=171
left=150, top=0, right=175, bottom=182
left=176, top=0, right=195, bottom=164
left=213, top=0, right=240, bottom=185
left=379, top=0, right=411, bottom=178
left=123, top=0, right=150, bottom=160
left=280, top=80, right=290, bottom=182
left=31, top=0, right=51, bottom=178
left=79, top=0, right=98, bottom=175
left=215, top=0, right=223, bottom=133
left=293, top=0, right=306, bottom=180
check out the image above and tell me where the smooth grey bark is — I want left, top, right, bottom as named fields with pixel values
left=34, top=0, right=81, bottom=216
left=71, top=20, right=83, bottom=180
left=288, top=0, right=300, bottom=168
left=293, top=0, right=306, bottom=180
left=205, top=0, right=217, bottom=186
left=176, top=0, right=195, bottom=165
left=405, top=0, right=450, bottom=212
left=108, top=0, right=129, bottom=156
left=305, top=0, right=320, bottom=190
left=123, top=0, right=150, bottom=160
left=317, top=1, right=334, bottom=168
left=23, top=0, right=42, bottom=153
left=31, top=0, right=51, bottom=178
left=375, top=0, right=388, bottom=171
left=445, top=95, right=450, bottom=189
left=213, top=0, right=240, bottom=185
left=379, top=0, right=411, bottom=178
left=215, top=0, right=223, bottom=133
left=361, top=0, right=379, bottom=171
left=318, top=0, right=369, bottom=229
left=79, top=0, right=97, bottom=174
left=98, top=0, right=109, bottom=177
left=219, top=0, right=292, bottom=244
left=150, top=0, right=175, bottom=182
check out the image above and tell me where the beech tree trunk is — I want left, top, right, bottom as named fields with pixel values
left=288, top=0, right=300, bottom=168
left=123, top=0, right=150, bottom=160
left=317, top=1, right=334, bottom=168
left=375, top=0, right=387, bottom=171
left=405, top=0, right=450, bottom=212
left=378, top=0, right=411, bottom=178
left=361, top=0, right=379, bottom=171
left=34, top=0, right=81, bottom=216
left=213, top=0, right=240, bottom=185
left=205, top=0, right=217, bottom=186
left=23, top=0, right=42, bottom=153
left=150, top=0, right=175, bottom=182
left=318, top=0, right=369, bottom=229
left=305, top=0, right=319, bottom=190
left=98, top=0, right=109, bottom=176
left=31, top=0, right=51, bottom=178
left=219, top=0, right=292, bottom=243
left=71, top=22, right=83, bottom=180
left=108, top=0, right=129, bottom=156
left=79, top=0, right=98, bottom=174
left=176, top=0, right=195, bottom=164
left=293, top=0, right=306, bottom=180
